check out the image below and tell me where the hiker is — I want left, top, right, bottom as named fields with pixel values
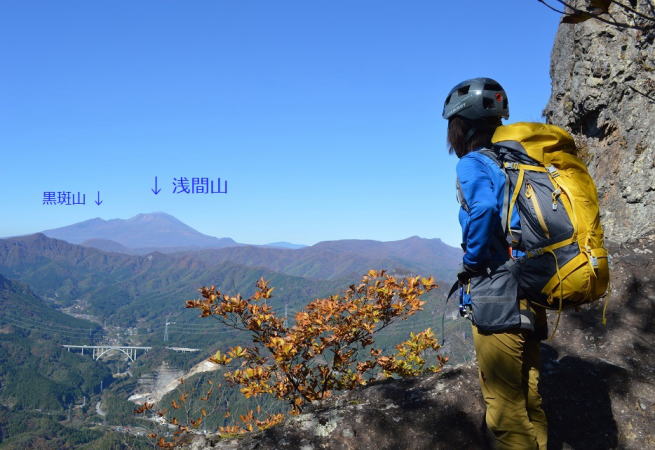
left=443, top=77, right=548, bottom=450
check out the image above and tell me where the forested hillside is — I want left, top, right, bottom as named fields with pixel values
left=0, top=274, right=151, bottom=448
left=0, top=232, right=462, bottom=448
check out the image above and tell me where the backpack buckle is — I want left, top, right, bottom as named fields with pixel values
left=526, top=248, right=545, bottom=258
left=551, top=189, right=561, bottom=210
left=546, top=165, right=559, bottom=177
left=503, top=162, right=519, bottom=170
left=459, top=283, right=473, bottom=320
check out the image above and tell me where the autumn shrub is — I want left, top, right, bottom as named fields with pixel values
left=137, top=270, right=447, bottom=446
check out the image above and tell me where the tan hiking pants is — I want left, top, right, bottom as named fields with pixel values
left=472, top=303, right=548, bottom=450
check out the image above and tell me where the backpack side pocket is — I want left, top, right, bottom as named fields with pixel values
left=470, top=261, right=521, bottom=333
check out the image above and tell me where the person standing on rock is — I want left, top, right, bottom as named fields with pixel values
left=443, top=77, right=548, bottom=450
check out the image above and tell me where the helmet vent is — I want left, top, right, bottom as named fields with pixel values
left=457, top=85, right=470, bottom=96
left=482, top=97, right=495, bottom=110
left=483, top=82, right=502, bottom=91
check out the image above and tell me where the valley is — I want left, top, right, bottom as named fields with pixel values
left=0, top=213, right=465, bottom=448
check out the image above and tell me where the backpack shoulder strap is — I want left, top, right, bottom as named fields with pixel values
left=455, top=178, right=469, bottom=212
left=473, top=147, right=512, bottom=239
left=475, top=146, right=503, bottom=168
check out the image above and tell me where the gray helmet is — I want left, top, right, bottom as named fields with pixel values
left=442, top=77, right=509, bottom=120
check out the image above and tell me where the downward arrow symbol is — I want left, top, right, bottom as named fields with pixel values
left=152, top=176, right=161, bottom=195
left=95, top=191, right=103, bottom=206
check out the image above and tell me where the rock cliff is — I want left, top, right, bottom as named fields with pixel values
left=543, top=0, right=655, bottom=243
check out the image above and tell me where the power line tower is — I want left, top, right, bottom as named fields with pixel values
left=164, top=316, right=175, bottom=343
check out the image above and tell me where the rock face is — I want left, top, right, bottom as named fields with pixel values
left=543, top=1, right=655, bottom=243
left=191, top=365, right=487, bottom=450
left=539, top=233, right=655, bottom=449
left=186, top=235, right=655, bottom=449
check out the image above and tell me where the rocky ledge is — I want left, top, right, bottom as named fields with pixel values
left=186, top=234, right=655, bottom=450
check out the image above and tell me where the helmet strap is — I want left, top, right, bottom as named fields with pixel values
left=464, top=127, right=477, bottom=144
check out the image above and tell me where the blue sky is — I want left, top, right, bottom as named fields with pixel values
left=1, top=0, right=561, bottom=247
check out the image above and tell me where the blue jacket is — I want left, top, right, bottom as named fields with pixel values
left=456, top=150, right=520, bottom=269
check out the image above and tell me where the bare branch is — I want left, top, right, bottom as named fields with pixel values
left=554, top=0, right=644, bottom=29
left=538, top=0, right=568, bottom=14
left=611, top=0, right=655, bottom=22
left=538, top=0, right=655, bottom=31
left=627, top=84, right=655, bottom=103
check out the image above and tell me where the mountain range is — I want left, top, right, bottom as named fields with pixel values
left=38, top=212, right=309, bottom=254
left=35, top=212, right=460, bottom=278
left=0, top=212, right=461, bottom=346
left=182, top=235, right=460, bottom=281
left=41, top=212, right=240, bottom=254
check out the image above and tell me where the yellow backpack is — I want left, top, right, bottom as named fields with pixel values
left=489, top=122, right=609, bottom=310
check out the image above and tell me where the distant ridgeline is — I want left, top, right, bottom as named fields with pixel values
left=0, top=231, right=460, bottom=347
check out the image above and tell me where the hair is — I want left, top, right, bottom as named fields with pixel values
left=447, top=116, right=502, bottom=158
